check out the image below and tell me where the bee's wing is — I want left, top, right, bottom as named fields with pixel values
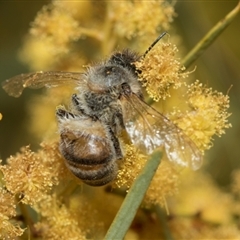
left=121, top=94, right=202, bottom=170
left=2, top=71, right=83, bottom=97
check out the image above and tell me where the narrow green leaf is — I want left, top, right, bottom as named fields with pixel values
left=105, top=150, right=163, bottom=240
left=181, top=2, right=240, bottom=69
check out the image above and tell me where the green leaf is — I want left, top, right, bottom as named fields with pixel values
left=105, top=150, right=163, bottom=240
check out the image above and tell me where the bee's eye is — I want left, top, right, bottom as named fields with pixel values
left=121, top=83, right=131, bottom=95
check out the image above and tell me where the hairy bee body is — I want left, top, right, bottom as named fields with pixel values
left=56, top=50, right=142, bottom=186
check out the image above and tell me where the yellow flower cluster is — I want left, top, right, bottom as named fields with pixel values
left=114, top=144, right=147, bottom=189
left=0, top=189, right=24, bottom=239
left=145, top=160, right=179, bottom=207
left=0, top=143, right=66, bottom=205
left=30, top=4, right=81, bottom=55
left=110, top=1, right=175, bottom=39
left=0, top=142, right=92, bottom=239
left=34, top=194, right=87, bottom=240
left=19, top=2, right=88, bottom=71
left=115, top=145, right=180, bottom=207
left=135, top=41, right=188, bottom=101
left=175, top=80, right=231, bottom=151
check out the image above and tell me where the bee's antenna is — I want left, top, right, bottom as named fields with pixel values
left=142, top=32, right=167, bottom=58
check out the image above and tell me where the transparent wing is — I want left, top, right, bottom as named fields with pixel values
left=2, top=71, right=83, bottom=97
left=121, top=94, right=202, bottom=170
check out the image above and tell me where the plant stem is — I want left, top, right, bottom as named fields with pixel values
left=18, top=203, right=36, bottom=238
left=181, top=2, right=240, bottom=69
left=154, top=205, right=174, bottom=240
left=104, top=150, right=163, bottom=240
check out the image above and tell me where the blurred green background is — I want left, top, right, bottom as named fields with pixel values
left=0, top=1, right=239, bottom=187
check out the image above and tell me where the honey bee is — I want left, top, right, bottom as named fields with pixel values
left=2, top=33, right=202, bottom=186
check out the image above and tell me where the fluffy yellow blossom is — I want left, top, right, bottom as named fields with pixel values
left=114, top=145, right=179, bottom=206
left=0, top=113, right=2, bottom=120
left=19, top=3, right=83, bottom=71
left=175, top=80, right=231, bottom=151
left=114, top=144, right=147, bottom=189
left=0, top=142, right=67, bottom=205
left=145, top=159, right=179, bottom=206
left=111, top=1, right=175, bottom=39
left=34, top=194, right=87, bottom=240
left=0, top=215, right=24, bottom=240
left=30, top=4, right=81, bottom=55
left=52, top=1, right=102, bottom=27
left=0, top=188, right=16, bottom=217
left=0, top=189, right=24, bottom=239
left=135, top=41, right=188, bottom=101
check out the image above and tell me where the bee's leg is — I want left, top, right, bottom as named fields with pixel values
left=71, top=93, right=100, bottom=121
left=71, top=93, right=80, bottom=106
left=56, top=107, right=77, bottom=121
left=71, top=93, right=86, bottom=114
left=113, top=110, right=125, bottom=131
left=106, top=127, right=123, bottom=160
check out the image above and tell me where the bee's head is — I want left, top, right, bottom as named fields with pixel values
left=86, top=51, right=142, bottom=97
left=108, top=49, right=140, bottom=76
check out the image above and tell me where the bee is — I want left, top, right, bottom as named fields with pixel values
left=2, top=33, right=202, bottom=186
